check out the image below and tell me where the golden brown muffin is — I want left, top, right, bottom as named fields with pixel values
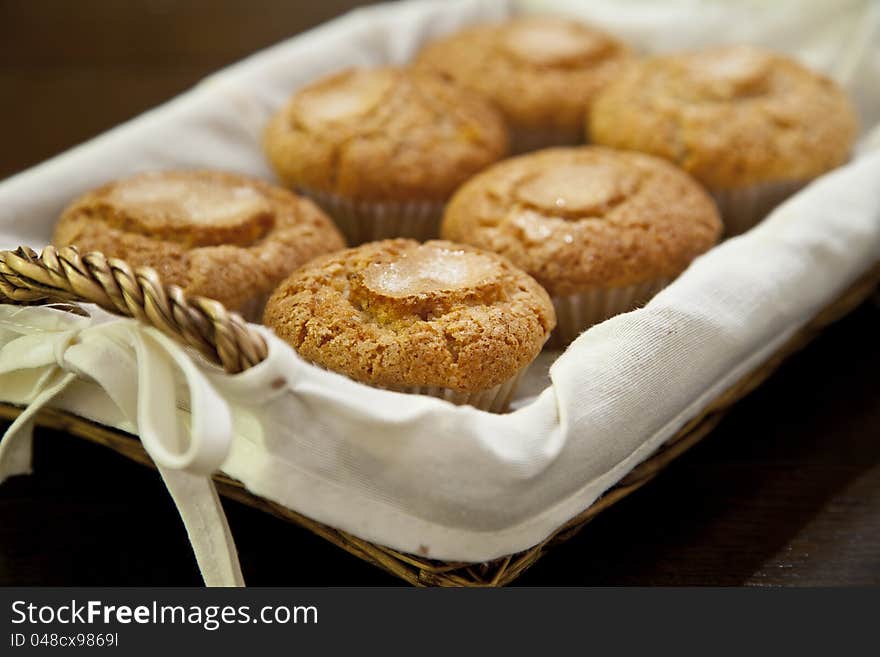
left=53, top=170, right=346, bottom=317
left=441, top=146, right=722, bottom=343
left=589, top=45, right=858, bottom=233
left=414, top=16, right=633, bottom=152
left=262, top=67, right=508, bottom=244
left=263, top=239, right=555, bottom=410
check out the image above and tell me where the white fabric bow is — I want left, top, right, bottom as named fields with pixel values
left=0, top=304, right=244, bottom=587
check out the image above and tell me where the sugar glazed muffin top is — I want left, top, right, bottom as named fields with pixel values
left=589, top=45, right=858, bottom=189
left=263, top=239, right=556, bottom=392
left=441, top=147, right=723, bottom=297
left=414, top=16, right=633, bottom=145
left=52, top=170, right=346, bottom=312
left=262, top=67, right=509, bottom=202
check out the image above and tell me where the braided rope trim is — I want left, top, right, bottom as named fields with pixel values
left=0, top=245, right=268, bottom=374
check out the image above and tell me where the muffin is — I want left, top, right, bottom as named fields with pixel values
left=52, top=170, right=346, bottom=319
left=263, top=239, right=555, bottom=412
left=262, top=67, right=508, bottom=245
left=441, top=147, right=722, bottom=345
left=589, top=45, right=858, bottom=235
left=414, top=16, right=633, bottom=153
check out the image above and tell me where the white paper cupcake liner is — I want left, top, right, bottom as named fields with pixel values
left=711, top=179, right=808, bottom=236
left=509, top=126, right=584, bottom=155
left=550, top=278, right=673, bottom=347
left=297, top=187, right=445, bottom=245
left=385, top=365, right=530, bottom=413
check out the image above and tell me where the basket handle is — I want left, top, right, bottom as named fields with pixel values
left=0, top=245, right=267, bottom=374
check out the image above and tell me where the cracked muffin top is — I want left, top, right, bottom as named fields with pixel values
left=589, top=45, right=858, bottom=189
left=52, top=170, right=346, bottom=313
left=261, top=67, right=509, bottom=202
left=262, top=239, right=555, bottom=391
left=441, top=147, right=722, bottom=296
left=413, top=16, right=633, bottom=147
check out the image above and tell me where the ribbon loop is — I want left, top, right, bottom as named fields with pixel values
left=131, top=329, right=233, bottom=475
left=0, top=305, right=244, bottom=587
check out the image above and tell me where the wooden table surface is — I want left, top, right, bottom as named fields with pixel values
left=1, top=0, right=878, bottom=586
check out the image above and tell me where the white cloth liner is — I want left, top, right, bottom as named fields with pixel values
left=0, top=0, right=878, bottom=586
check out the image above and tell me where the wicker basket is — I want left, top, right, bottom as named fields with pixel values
left=1, top=245, right=878, bottom=586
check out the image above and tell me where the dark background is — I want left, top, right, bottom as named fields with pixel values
left=0, top=0, right=878, bottom=586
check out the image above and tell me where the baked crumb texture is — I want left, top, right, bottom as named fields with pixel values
left=263, top=239, right=556, bottom=392
left=414, top=16, right=633, bottom=143
left=589, top=45, right=858, bottom=190
left=442, top=146, right=723, bottom=297
left=262, top=67, right=509, bottom=202
left=52, top=170, right=346, bottom=312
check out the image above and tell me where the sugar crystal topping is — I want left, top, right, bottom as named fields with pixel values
left=109, top=176, right=271, bottom=227
left=685, top=46, right=773, bottom=99
left=515, top=162, right=638, bottom=216
left=361, top=244, right=499, bottom=297
left=502, top=19, right=610, bottom=66
left=294, top=69, right=395, bottom=127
